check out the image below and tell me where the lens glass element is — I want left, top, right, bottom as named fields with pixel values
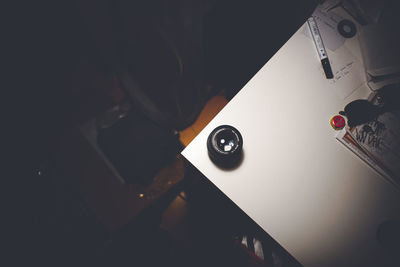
left=216, top=130, right=237, bottom=152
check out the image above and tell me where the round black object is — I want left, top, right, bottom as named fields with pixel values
left=337, top=19, right=357, bottom=38
left=207, top=125, right=243, bottom=168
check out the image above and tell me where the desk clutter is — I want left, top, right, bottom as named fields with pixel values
left=304, top=4, right=366, bottom=99
left=306, top=1, right=400, bottom=98
left=336, top=83, right=400, bottom=187
left=314, top=1, right=400, bottom=187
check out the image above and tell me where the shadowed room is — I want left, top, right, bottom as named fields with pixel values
left=9, top=0, right=400, bottom=267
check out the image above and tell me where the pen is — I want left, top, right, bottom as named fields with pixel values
left=307, top=16, right=334, bottom=79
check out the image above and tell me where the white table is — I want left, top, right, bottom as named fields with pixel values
left=182, top=23, right=400, bottom=266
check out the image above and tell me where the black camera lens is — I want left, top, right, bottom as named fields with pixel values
left=207, top=125, right=243, bottom=168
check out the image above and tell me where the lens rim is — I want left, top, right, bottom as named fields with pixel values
left=212, top=127, right=240, bottom=154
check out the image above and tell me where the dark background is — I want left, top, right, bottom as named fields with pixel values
left=6, top=1, right=316, bottom=266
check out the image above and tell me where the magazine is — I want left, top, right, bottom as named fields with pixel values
left=336, top=93, right=400, bottom=188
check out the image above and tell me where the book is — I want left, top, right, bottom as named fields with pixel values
left=336, top=92, right=400, bottom=188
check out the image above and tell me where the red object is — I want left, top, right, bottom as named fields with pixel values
left=330, top=115, right=346, bottom=130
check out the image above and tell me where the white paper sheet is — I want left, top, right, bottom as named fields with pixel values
left=303, top=6, right=345, bottom=51
left=304, top=5, right=367, bottom=99
left=328, top=46, right=366, bottom=99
